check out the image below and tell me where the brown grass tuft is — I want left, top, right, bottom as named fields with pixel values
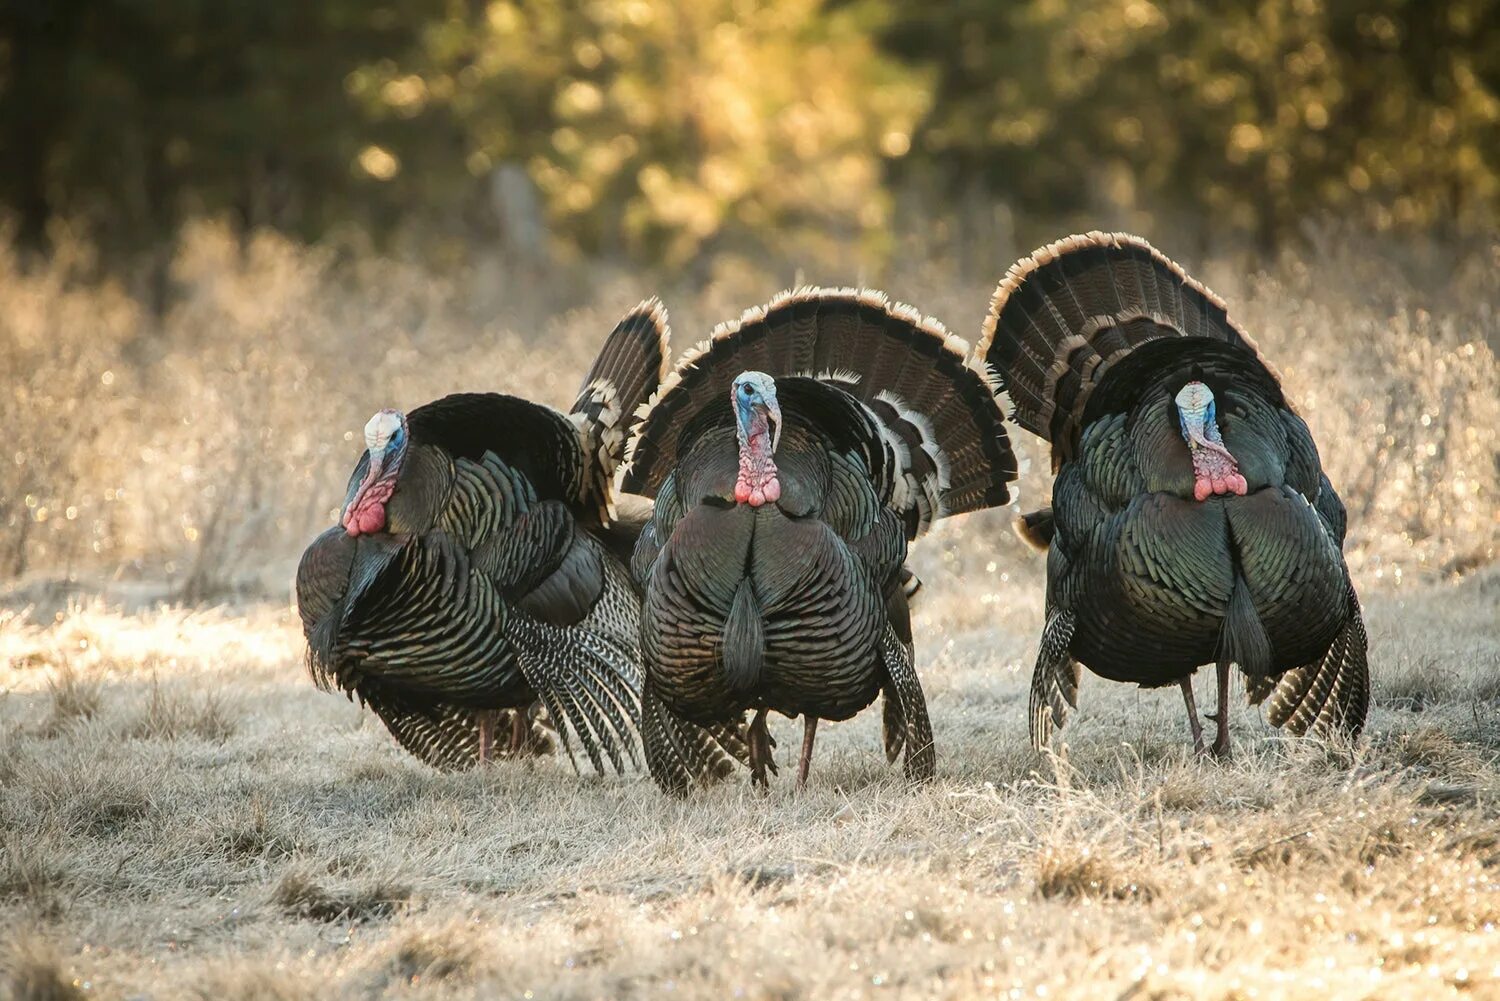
left=1388, top=725, right=1484, bottom=772
left=0, top=938, right=83, bottom=1001
left=37, top=669, right=100, bottom=738
left=189, top=965, right=317, bottom=1001
left=123, top=679, right=236, bottom=742
left=22, top=763, right=156, bottom=839
left=271, top=869, right=412, bottom=923
left=214, top=797, right=300, bottom=861
left=382, top=921, right=484, bottom=986
left=1035, top=847, right=1157, bottom=902
left=0, top=834, right=65, bottom=917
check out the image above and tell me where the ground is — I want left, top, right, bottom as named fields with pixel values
left=2, top=555, right=1497, bottom=1001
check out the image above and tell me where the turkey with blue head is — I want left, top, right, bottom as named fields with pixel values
left=979, top=232, right=1369, bottom=757
left=295, top=301, right=747, bottom=779
left=623, top=289, right=1017, bottom=792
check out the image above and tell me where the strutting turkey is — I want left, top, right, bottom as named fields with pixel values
left=295, top=301, right=744, bottom=779
left=623, top=288, right=1017, bottom=792
left=979, top=232, right=1369, bottom=757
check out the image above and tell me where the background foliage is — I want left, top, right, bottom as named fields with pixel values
left=4, top=0, right=1498, bottom=277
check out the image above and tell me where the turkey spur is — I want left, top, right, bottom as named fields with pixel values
left=295, top=300, right=741, bottom=779
left=624, top=288, right=1017, bottom=792
left=982, top=232, right=1369, bottom=757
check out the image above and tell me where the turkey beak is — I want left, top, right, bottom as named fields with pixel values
left=764, top=401, right=782, bottom=455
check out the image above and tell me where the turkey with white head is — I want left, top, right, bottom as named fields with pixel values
left=623, top=289, right=1017, bottom=792
left=980, top=232, right=1369, bottom=757
left=295, top=301, right=745, bottom=779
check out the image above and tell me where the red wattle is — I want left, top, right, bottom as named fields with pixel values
left=735, top=473, right=781, bottom=507
left=343, top=470, right=398, bottom=536
left=1190, top=449, right=1248, bottom=501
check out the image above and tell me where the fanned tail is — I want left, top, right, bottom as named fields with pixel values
left=641, top=687, right=752, bottom=795
left=509, top=614, right=644, bottom=776
left=624, top=288, right=1015, bottom=536
left=979, top=232, right=1279, bottom=465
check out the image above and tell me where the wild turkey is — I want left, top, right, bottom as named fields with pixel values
left=623, top=288, right=1017, bottom=792
left=295, top=301, right=744, bottom=779
left=979, top=232, right=1369, bottom=757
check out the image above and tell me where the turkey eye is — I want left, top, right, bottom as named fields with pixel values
left=741, top=384, right=753, bottom=396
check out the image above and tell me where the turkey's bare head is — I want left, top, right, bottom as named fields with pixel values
left=731, top=371, right=782, bottom=507
left=342, top=409, right=409, bottom=535
left=1174, top=381, right=1247, bottom=502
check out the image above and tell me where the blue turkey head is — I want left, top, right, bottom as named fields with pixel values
left=342, top=408, right=410, bottom=535
left=731, top=371, right=783, bottom=506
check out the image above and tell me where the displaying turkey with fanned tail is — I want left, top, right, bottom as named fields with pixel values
left=624, top=288, right=1017, bottom=792
left=295, top=300, right=744, bottom=781
left=979, top=232, right=1369, bottom=757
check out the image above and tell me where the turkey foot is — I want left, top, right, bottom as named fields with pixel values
left=476, top=709, right=501, bottom=764
left=797, top=716, right=819, bottom=789
left=1178, top=677, right=1206, bottom=756
left=1207, top=660, right=1232, bottom=759
left=748, top=707, right=778, bottom=790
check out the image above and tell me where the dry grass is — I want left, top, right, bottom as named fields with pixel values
left=0, top=937, right=84, bottom=1001
left=1, top=563, right=1497, bottom=999
left=1, top=223, right=1496, bottom=601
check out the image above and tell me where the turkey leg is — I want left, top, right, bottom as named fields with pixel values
left=797, top=716, right=819, bottom=789
left=1209, top=660, right=1232, bottom=759
left=476, top=709, right=500, bottom=764
left=1178, top=677, right=1206, bottom=755
left=507, top=709, right=531, bottom=756
left=748, top=707, right=778, bottom=789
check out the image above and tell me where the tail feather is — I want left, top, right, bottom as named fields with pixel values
left=509, top=614, right=643, bottom=777
left=625, top=287, right=1016, bottom=533
left=571, top=299, right=671, bottom=523
left=980, top=232, right=1275, bottom=464
left=572, top=298, right=671, bottom=437
left=641, top=688, right=751, bottom=795
left=880, top=628, right=935, bottom=783
left=1263, top=585, right=1369, bottom=741
left=358, top=695, right=555, bottom=771
left=1028, top=607, right=1079, bottom=751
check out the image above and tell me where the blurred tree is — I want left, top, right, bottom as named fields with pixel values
left=1, top=0, right=1496, bottom=279
left=353, top=0, right=927, bottom=267
left=882, top=0, right=1500, bottom=247
left=0, top=0, right=432, bottom=295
